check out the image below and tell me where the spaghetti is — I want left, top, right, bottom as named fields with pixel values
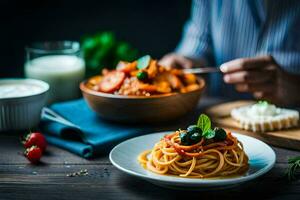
left=138, top=131, right=249, bottom=178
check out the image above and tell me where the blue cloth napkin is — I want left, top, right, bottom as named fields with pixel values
left=40, top=99, right=159, bottom=158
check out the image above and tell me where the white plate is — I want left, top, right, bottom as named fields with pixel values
left=109, top=131, right=276, bottom=190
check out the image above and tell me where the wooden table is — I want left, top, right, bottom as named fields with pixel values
left=0, top=97, right=299, bottom=200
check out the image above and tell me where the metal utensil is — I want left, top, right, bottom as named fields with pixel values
left=183, top=67, right=220, bottom=74
left=41, top=107, right=80, bottom=129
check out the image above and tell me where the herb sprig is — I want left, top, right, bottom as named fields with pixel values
left=197, top=114, right=211, bottom=134
left=81, top=32, right=139, bottom=77
left=180, top=114, right=226, bottom=145
left=197, top=114, right=215, bottom=139
left=286, top=156, right=300, bottom=181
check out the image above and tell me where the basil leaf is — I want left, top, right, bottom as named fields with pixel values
left=203, top=129, right=215, bottom=139
left=258, top=100, right=269, bottom=106
left=137, top=55, right=151, bottom=69
left=197, top=114, right=211, bottom=133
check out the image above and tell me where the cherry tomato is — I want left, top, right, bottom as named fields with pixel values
left=25, top=146, right=42, bottom=164
left=98, top=71, right=126, bottom=93
left=23, top=132, right=47, bottom=152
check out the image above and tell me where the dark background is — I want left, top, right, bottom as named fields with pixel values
left=0, top=0, right=190, bottom=78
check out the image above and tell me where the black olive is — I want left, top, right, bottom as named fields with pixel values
left=187, top=125, right=202, bottom=134
left=179, top=131, right=188, bottom=145
left=186, top=125, right=202, bottom=145
left=214, top=127, right=227, bottom=141
left=189, top=132, right=202, bottom=144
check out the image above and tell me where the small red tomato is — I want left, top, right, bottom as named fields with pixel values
left=98, top=71, right=126, bottom=93
left=23, top=132, right=47, bottom=152
left=25, top=146, right=42, bottom=164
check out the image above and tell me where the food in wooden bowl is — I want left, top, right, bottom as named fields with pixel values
left=85, top=55, right=202, bottom=96
left=231, top=101, right=299, bottom=132
left=80, top=55, right=205, bottom=123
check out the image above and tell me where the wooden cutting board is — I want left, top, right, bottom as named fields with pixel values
left=205, top=100, right=300, bottom=151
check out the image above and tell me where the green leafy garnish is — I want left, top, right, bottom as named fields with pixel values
left=286, top=156, right=300, bottom=181
left=81, top=31, right=139, bottom=77
left=197, top=114, right=211, bottom=134
left=180, top=114, right=227, bottom=145
left=196, top=114, right=217, bottom=140
left=137, top=55, right=151, bottom=69
left=257, top=100, right=269, bottom=106
left=203, top=129, right=215, bottom=139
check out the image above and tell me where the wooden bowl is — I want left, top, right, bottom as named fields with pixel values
left=80, top=78, right=205, bottom=123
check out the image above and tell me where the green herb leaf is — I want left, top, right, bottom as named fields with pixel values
left=258, top=100, right=269, bottom=106
left=286, top=156, right=300, bottom=181
left=81, top=31, right=139, bottom=77
left=197, top=114, right=211, bottom=133
left=137, top=55, right=151, bottom=70
left=203, top=129, right=215, bottom=139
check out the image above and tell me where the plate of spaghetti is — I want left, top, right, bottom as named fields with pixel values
left=109, top=114, right=276, bottom=190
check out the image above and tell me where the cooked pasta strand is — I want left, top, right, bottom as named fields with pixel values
left=138, top=131, right=249, bottom=178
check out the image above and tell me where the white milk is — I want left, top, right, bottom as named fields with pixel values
left=25, top=55, right=85, bottom=103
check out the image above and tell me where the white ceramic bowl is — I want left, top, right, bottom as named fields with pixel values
left=0, top=78, right=49, bottom=131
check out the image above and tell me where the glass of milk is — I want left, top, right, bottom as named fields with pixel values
left=25, top=41, right=85, bottom=104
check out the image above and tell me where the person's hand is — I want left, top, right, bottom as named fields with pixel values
left=220, top=55, right=300, bottom=106
left=159, top=53, right=194, bottom=69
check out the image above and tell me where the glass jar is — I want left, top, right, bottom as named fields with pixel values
left=25, top=41, right=85, bottom=104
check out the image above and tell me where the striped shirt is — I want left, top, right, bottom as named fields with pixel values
left=176, top=0, right=300, bottom=98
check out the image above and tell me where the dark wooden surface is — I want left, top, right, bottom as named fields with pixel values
left=0, top=98, right=299, bottom=200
